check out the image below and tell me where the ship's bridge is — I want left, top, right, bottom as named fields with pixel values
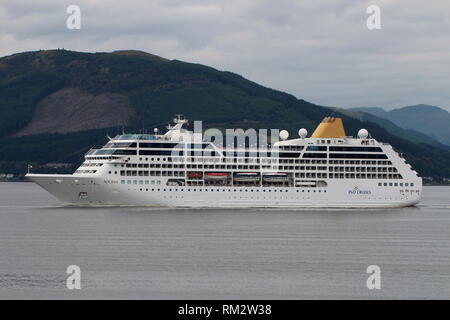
left=111, top=115, right=201, bottom=143
left=113, top=134, right=159, bottom=140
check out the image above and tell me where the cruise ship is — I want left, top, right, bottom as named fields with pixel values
left=26, top=115, right=422, bottom=208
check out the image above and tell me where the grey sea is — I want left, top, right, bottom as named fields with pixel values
left=0, top=182, right=449, bottom=299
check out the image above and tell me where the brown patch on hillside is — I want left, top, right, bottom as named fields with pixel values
left=14, top=88, right=131, bottom=136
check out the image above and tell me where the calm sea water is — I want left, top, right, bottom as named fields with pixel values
left=0, top=182, right=449, bottom=299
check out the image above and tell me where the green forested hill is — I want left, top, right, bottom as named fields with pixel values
left=0, top=49, right=449, bottom=180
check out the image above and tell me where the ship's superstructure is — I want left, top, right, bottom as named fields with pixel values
left=27, top=115, right=422, bottom=208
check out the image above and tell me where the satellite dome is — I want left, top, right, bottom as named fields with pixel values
left=279, top=130, right=289, bottom=140
left=298, top=128, right=308, bottom=138
left=358, top=129, right=369, bottom=139
left=154, top=128, right=159, bottom=133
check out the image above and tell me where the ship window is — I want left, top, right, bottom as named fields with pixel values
left=95, top=149, right=137, bottom=156
left=140, top=150, right=182, bottom=156
left=139, top=142, right=179, bottom=148
left=329, top=146, right=382, bottom=152
left=303, top=153, right=327, bottom=159
left=306, top=146, right=327, bottom=151
left=330, top=153, right=387, bottom=159
left=105, top=142, right=137, bottom=148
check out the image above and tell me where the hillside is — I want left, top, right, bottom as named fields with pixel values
left=1, top=49, right=450, bottom=180
left=351, top=105, right=450, bottom=146
left=337, top=108, right=447, bottom=149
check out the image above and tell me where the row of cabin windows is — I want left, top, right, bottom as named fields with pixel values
left=121, top=180, right=161, bottom=185
left=295, top=173, right=402, bottom=179
left=121, top=158, right=392, bottom=166
left=106, top=142, right=211, bottom=149
left=329, top=160, right=392, bottom=165
left=139, top=151, right=308, bottom=157
left=305, top=146, right=383, bottom=152
left=86, top=156, right=121, bottom=160
left=94, top=149, right=136, bottom=155
left=118, top=170, right=403, bottom=180
left=119, top=161, right=396, bottom=171
left=329, top=167, right=398, bottom=172
left=118, top=179, right=415, bottom=189
left=141, top=151, right=303, bottom=158
left=105, top=142, right=137, bottom=148
left=123, top=184, right=328, bottom=193
left=139, top=143, right=210, bottom=149
left=379, top=182, right=414, bottom=187
left=97, top=149, right=390, bottom=159
left=330, top=146, right=383, bottom=152
left=123, top=164, right=266, bottom=170
left=120, top=171, right=185, bottom=177
left=141, top=151, right=390, bottom=159
left=118, top=164, right=398, bottom=173
left=79, top=163, right=103, bottom=167
left=280, top=146, right=304, bottom=151
left=105, top=144, right=382, bottom=153
left=304, top=153, right=388, bottom=159
left=119, top=181, right=415, bottom=190
left=122, top=156, right=393, bottom=166
left=75, top=170, right=97, bottom=174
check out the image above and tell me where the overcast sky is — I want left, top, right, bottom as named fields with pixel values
left=1, top=0, right=450, bottom=110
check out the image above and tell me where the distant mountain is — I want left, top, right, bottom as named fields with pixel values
left=1, top=49, right=450, bottom=180
left=351, top=105, right=450, bottom=146
left=339, top=108, right=447, bottom=149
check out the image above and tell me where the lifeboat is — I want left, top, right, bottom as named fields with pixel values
left=295, top=180, right=317, bottom=187
left=187, top=172, right=202, bottom=179
left=204, top=172, right=229, bottom=180
left=233, top=172, right=260, bottom=182
left=262, top=172, right=289, bottom=182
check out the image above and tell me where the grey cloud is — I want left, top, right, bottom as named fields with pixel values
left=0, top=0, right=449, bottom=110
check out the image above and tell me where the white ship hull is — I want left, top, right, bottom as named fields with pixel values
left=27, top=174, right=421, bottom=208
